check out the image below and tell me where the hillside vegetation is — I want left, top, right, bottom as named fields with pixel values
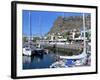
left=48, top=15, right=91, bottom=34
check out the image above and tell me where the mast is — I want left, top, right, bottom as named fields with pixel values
left=29, top=11, right=31, bottom=48
left=39, top=15, right=41, bottom=48
left=83, top=13, right=86, bottom=53
left=63, top=12, right=66, bottom=51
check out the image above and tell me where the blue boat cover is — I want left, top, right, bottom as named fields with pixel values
left=65, top=59, right=74, bottom=67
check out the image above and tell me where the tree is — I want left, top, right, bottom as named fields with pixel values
left=23, top=36, right=27, bottom=43
left=86, top=32, right=91, bottom=41
left=32, top=37, right=40, bottom=42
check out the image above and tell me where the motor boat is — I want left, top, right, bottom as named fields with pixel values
left=23, top=46, right=32, bottom=56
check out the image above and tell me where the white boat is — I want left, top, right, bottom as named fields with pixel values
left=60, top=14, right=88, bottom=66
left=23, top=47, right=32, bottom=56
left=60, top=51, right=87, bottom=60
left=50, top=60, right=68, bottom=68
left=50, top=13, right=88, bottom=68
left=23, top=12, right=32, bottom=56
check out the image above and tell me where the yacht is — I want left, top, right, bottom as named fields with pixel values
left=50, top=13, right=88, bottom=68
left=23, top=46, right=32, bottom=56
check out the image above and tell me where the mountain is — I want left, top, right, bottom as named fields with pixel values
left=47, top=14, right=91, bottom=35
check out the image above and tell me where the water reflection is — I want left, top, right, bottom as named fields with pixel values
left=31, top=54, right=44, bottom=62
left=23, top=51, right=56, bottom=69
left=23, top=56, right=31, bottom=64
left=23, top=49, right=84, bottom=69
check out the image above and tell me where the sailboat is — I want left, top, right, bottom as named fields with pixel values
left=32, top=16, right=48, bottom=55
left=23, top=11, right=32, bottom=56
left=50, top=13, right=88, bottom=68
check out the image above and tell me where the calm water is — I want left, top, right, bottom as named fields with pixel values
left=23, top=52, right=57, bottom=69
left=23, top=49, right=80, bottom=69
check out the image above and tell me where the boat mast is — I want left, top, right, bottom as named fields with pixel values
left=83, top=13, right=86, bottom=53
left=63, top=12, right=66, bottom=51
left=39, top=15, right=42, bottom=38
left=29, top=11, right=31, bottom=48
left=39, top=15, right=41, bottom=48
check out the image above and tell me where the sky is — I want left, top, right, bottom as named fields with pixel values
left=22, top=10, right=89, bottom=37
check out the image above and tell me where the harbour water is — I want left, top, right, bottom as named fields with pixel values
left=23, top=49, right=83, bottom=69
left=23, top=50, right=90, bottom=70
left=23, top=51, right=56, bottom=69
